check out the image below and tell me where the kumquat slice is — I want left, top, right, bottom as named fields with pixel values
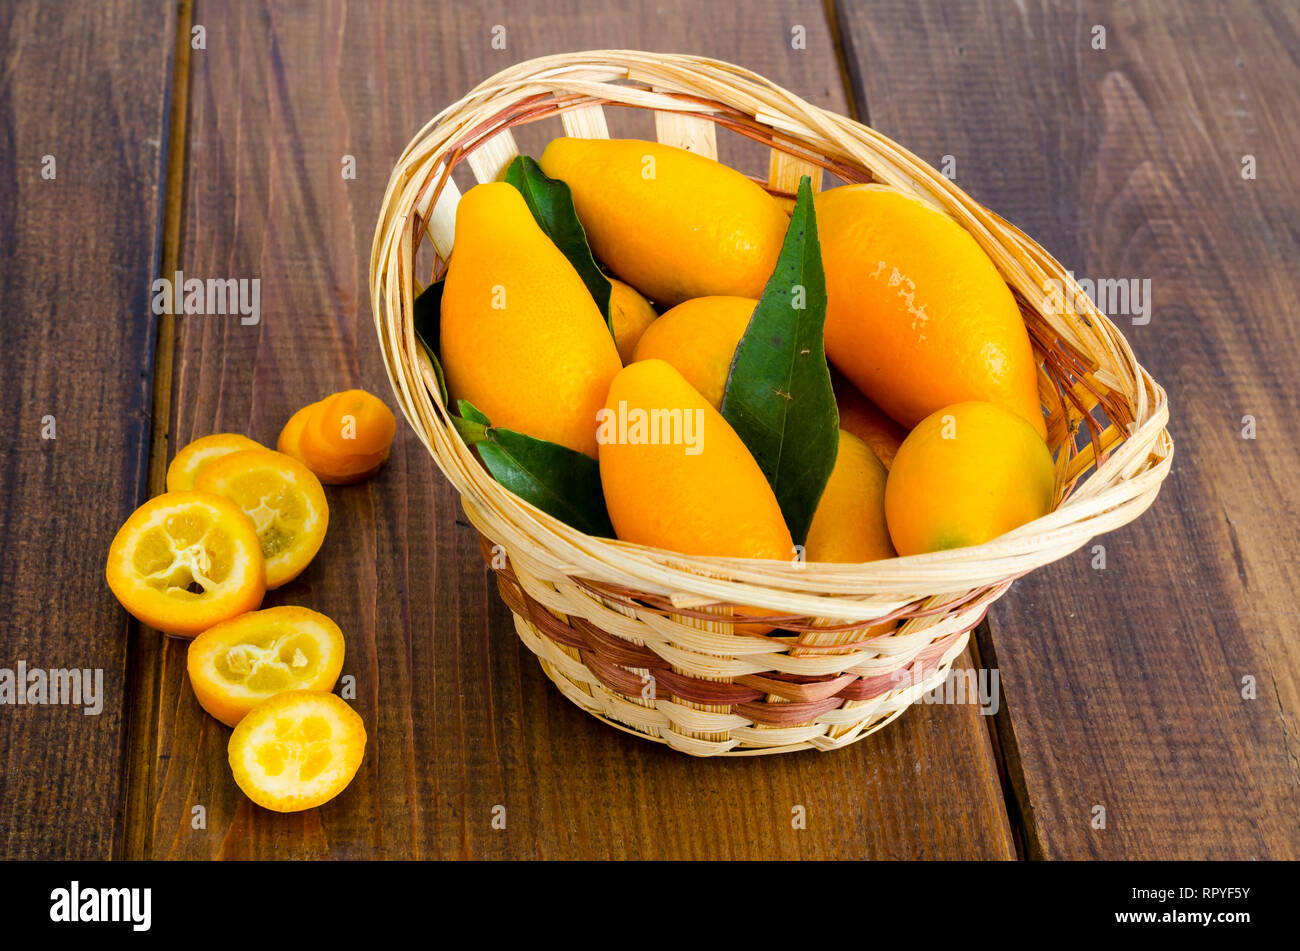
left=105, top=491, right=266, bottom=636
left=228, top=691, right=366, bottom=813
left=165, top=433, right=264, bottom=493
left=188, top=606, right=346, bottom=727
left=195, top=449, right=329, bottom=589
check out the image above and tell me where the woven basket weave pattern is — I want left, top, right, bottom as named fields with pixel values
left=370, top=51, right=1172, bottom=756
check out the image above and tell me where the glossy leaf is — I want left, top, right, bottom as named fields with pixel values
left=720, top=176, right=839, bottom=545
left=457, top=400, right=615, bottom=538
left=504, top=155, right=614, bottom=333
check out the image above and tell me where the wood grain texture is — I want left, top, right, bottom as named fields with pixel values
left=837, top=0, right=1300, bottom=858
left=0, top=0, right=175, bottom=859
left=128, top=0, right=1015, bottom=859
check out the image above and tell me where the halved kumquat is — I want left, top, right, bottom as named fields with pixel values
left=306, top=389, right=397, bottom=458
left=228, top=690, right=366, bottom=813
left=195, top=449, right=328, bottom=589
left=297, top=442, right=387, bottom=485
left=105, top=491, right=266, bottom=636
left=276, top=401, right=320, bottom=461
left=165, top=433, right=264, bottom=493
left=296, top=389, right=394, bottom=484
left=188, top=606, right=345, bottom=727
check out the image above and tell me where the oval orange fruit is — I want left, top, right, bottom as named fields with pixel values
left=832, top=370, right=907, bottom=470
left=539, top=138, right=789, bottom=307
left=609, top=278, right=659, bottom=364
left=815, top=184, right=1045, bottom=439
left=885, top=401, right=1055, bottom=555
left=631, top=296, right=755, bottom=409
left=597, top=359, right=792, bottom=562
left=441, top=181, right=622, bottom=457
left=805, top=431, right=895, bottom=564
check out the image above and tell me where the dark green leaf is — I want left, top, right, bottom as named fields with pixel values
left=720, top=176, right=839, bottom=545
left=504, top=155, right=614, bottom=334
left=412, top=278, right=449, bottom=407
left=456, top=400, right=615, bottom=538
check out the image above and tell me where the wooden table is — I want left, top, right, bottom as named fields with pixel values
left=2, top=0, right=1297, bottom=861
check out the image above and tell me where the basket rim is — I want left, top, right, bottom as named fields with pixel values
left=369, top=49, right=1174, bottom=619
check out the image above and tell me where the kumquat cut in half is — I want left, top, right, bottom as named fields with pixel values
left=195, top=449, right=329, bottom=589
left=308, top=389, right=397, bottom=457
left=297, top=389, right=396, bottom=484
left=105, top=491, right=267, bottom=636
left=165, top=432, right=264, bottom=493
left=187, top=606, right=346, bottom=727
left=228, top=690, right=367, bottom=813
left=276, top=400, right=320, bottom=460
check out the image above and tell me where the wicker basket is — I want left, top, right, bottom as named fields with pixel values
left=370, top=51, right=1173, bottom=756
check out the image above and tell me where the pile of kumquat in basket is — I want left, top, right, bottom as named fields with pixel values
left=104, top=389, right=395, bottom=812
left=413, top=138, right=1054, bottom=587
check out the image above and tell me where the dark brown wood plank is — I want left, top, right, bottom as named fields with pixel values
left=0, top=1, right=176, bottom=859
left=837, top=0, right=1300, bottom=858
left=130, top=0, right=1014, bottom=859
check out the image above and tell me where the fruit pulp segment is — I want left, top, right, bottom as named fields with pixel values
left=215, top=627, right=323, bottom=692
left=254, top=714, right=336, bottom=784
left=130, top=511, right=236, bottom=596
left=218, top=470, right=310, bottom=558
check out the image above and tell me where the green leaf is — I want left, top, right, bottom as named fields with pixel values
left=412, top=279, right=449, bottom=407
left=720, top=176, right=839, bottom=545
left=458, top=401, right=490, bottom=427
left=415, top=285, right=612, bottom=536
left=457, top=400, right=615, bottom=538
left=504, top=155, right=614, bottom=334
left=451, top=415, right=488, bottom=445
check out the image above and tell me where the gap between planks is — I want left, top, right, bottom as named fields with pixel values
left=968, top=623, right=1031, bottom=859
left=823, top=0, right=866, bottom=124
left=116, top=0, right=195, bottom=862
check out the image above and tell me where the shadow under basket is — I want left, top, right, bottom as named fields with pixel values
left=370, top=51, right=1173, bottom=756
